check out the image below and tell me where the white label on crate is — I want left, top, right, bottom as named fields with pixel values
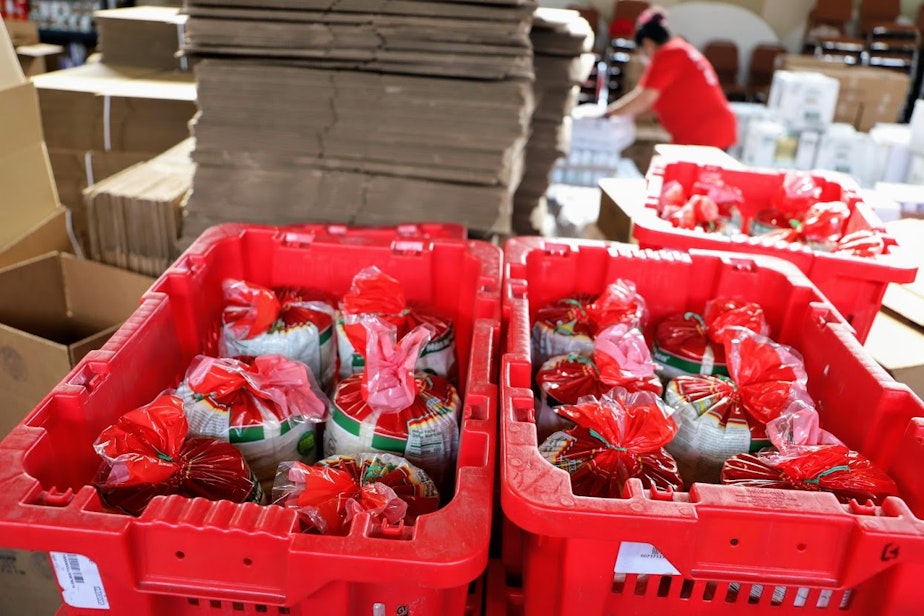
left=614, top=542, right=680, bottom=575
left=50, top=552, right=110, bottom=610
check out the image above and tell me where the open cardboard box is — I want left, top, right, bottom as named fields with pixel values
left=865, top=218, right=924, bottom=399
left=0, top=252, right=153, bottom=437
left=0, top=22, right=72, bottom=268
left=0, top=253, right=152, bottom=615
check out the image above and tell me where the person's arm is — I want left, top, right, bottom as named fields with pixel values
left=603, top=86, right=659, bottom=119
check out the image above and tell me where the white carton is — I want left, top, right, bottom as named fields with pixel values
left=767, top=70, right=839, bottom=132
left=740, top=120, right=786, bottom=169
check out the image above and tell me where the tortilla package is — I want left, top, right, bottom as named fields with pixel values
left=664, top=328, right=811, bottom=484
left=272, top=453, right=440, bottom=535
left=535, top=324, right=662, bottom=440
left=220, top=279, right=337, bottom=390
left=658, top=173, right=742, bottom=233
left=652, top=296, right=768, bottom=380
left=176, top=354, right=329, bottom=487
left=753, top=201, right=851, bottom=250
left=337, top=266, right=456, bottom=380
left=531, top=279, right=648, bottom=367
left=94, top=394, right=264, bottom=515
left=722, top=404, right=898, bottom=504
left=325, top=318, right=461, bottom=488
left=539, top=388, right=683, bottom=498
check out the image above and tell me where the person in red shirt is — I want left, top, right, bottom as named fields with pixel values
left=603, top=7, right=737, bottom=150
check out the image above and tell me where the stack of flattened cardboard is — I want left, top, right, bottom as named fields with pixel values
left=182, top=0, right=536, bottom=236
left=32, top=63, right=196, bottom=249
left=84, top=139, right=195, bottom=276
left=95, top=6, right=190, bottom=72
left=512, top=8, right=594, bottom=233
left=0, top=25, right=71, bottom=271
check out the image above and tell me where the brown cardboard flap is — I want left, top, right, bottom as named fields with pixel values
left=0, top=549, right=60, bottom=616
left=0, top=254, right=68, bottom=335
left=0, top=82, right=44, bottom=151
left=0, top=20, right=26, bottom=89
left=68, top=323, right=121, bottom=365
left=0, top=208, right=71, bottom=269
left=0, top=142, right=61, bottom=253
left=60, top=253, right=152, bottom=327
left=0, top=324, right=73, bottom=404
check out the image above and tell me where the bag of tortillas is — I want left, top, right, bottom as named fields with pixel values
left=531, top=278, right=648, bottom=368
left=325, top=317, right=461, bottom=488
left=175, top=354, right=329, bottom=489
left=220, top=279, right=337, bottom=391
left=337, top=266, right=456, bottom=381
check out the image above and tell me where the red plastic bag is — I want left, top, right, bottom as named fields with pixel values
left=667, top=195, right=720, bottom=231
left=326, top=318, right=461, bottom=488
left=653, top=298, right=767, bottom=379
left=532, top=279, right=648, bottom=366
left=833, top=230, right=886, bottom=257
left=220, top=279, right=337, bottom=389
left=538, top=389, right=684, bottom=498
left=337, top=266, right=456, bottom=380
left=272, top=453, right=440, bottom=535
left=722, top=399, right=897, bottom=503
left=94, top=394, right=264, bottom=515
left=664, top=329, right=811, bottom=483
left=692, top=171, right=744, bottom=218
left=535, top=324, right=662, bottom=440
left=721, top=445, right=898, bottom=505
left=176, top=354, right=329, bottom=485
left=800, top=201, right=850, bottom=244
left=659, top=180, right=687, bottom=210
left=752, top=202, right=851, bottom=250
left=773, top=171, right=821, bottom=221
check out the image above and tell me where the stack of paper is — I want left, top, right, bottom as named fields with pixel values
left=512, top=8, right=594, bottom=233
left=181, top=0, right=537, bottom=237
left=84, top=139, right=195, bottom=276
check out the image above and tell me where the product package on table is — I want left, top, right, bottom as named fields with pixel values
left=499, top=236, right=924, bottom=616
left=0, top=224, right=501, bottom=616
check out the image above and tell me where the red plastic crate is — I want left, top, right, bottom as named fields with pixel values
left=0, top=224, right=502, bottom=616
left=614, top=157, right=920, bottom=342
left=500, top=237, right=924, bottom=616
left=284, top=223, right=468, bottom=243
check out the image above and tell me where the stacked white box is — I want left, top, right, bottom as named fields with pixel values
left=767, top=71, right=839, bottom=133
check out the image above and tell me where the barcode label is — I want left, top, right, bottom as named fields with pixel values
left=614, top=542, right=680, bottom=575
left=66, top=554, right=84, bottom=585
left=50, top=552, right=109, bottom=610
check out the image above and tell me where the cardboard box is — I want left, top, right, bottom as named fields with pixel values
left=865, top=218, right=924, bottom=398
left=0, top=21, right=74, bottom=269
left=778, top=55, right=909, bottom=132
left=32, top=63, right=196, bottom=153
left=596, top=177, right=648, bottom=242
left=15, top=43, right=65, bottom=76
left=767, top=70, right=839, bottom=132
left=740, top=119, right=786, bottom=168
left=2, top=19, right=38, bottom=46
left=0, top=549, right=60, bottom=616
left=95, top=6, right=190, bottom=71
left=0, top=252, right=153, bottom=439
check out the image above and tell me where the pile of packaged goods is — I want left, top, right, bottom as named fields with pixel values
left=530, top=284, right=899, bottom=503
left=92, top=267, right=460, bottom=536
left=655, top=169, right=886, bottom=257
